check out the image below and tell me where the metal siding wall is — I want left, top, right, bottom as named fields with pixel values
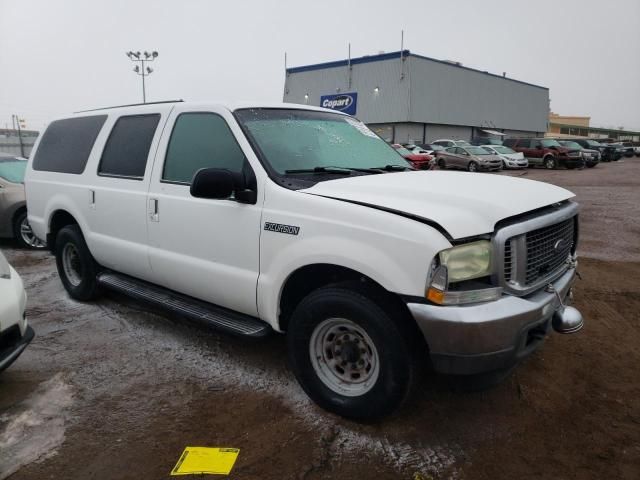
left=393, top=123, right=424, bottom=144
left=425, top=124, right=472, bottom=142
left=283, top=58, right=410, bottom=123
left=408, top=57, right=549, bottom=133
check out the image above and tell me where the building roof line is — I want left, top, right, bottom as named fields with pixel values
left=287, top=50, right=548, bottom=91
left=549, top=121, right=640, bottom=135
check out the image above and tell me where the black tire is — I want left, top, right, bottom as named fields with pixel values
left=438, top=158, right=446, bottom=169
left=13, top=211, right=46, bottom=249
left=55, top=225, right=101, bottom=301
left=467, top=161, right=478, bottom=172
left=586, top=163, right=596, bottom=168
left=544, top=156, right=556, bottom=169
left=287, top=284, right=417, bottom=420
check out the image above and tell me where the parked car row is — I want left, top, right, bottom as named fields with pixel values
left=391, top=133, right=640, bottom=173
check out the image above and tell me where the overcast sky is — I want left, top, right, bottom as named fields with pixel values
left=1, top=0, right=638, bottom=131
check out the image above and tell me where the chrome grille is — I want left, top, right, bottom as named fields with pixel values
left=494, top=202, right=578, bottom=296
left=524, top=219, right=574, bottom=284
left=504, top=240, right=513, bottom=282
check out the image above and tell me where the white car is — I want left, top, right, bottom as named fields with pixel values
left=25, top=101, right=583, bottom=420
left=0, top=250, right=33, bottom=372
left=481, top=145, right=528, bottom=169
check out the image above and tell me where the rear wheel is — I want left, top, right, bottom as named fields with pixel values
left=14, top=211, right=46, bottom=249
left=55, top=225, right=101, bottom=300
left=544, top=156, right=557, bottom=169
left=468, top=161, right=478, bottom=172
left=438, top=158, right=446, bottom=169
left=287, top=285, right=417, bottom=420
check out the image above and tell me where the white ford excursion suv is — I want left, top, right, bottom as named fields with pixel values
left=25, top=101, right=583, bottom=419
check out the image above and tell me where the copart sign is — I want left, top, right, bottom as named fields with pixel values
left=320, top=92, right=358, bottom=115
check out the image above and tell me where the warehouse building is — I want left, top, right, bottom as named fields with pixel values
left=283, top=50, right=549, bottom=144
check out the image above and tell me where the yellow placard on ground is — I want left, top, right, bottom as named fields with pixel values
left=170, top=447, right=240, bottom=476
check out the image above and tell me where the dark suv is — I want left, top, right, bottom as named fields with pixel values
left=567, top=138, right=621, bottom=162
left=503, top=138, right=584, bottom=169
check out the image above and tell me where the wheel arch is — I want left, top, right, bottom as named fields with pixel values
left=277, top=263, right=415, bottom=335
left=48, top=209, right=79, bottom=252
left=10, top=203, right=27, bottom=236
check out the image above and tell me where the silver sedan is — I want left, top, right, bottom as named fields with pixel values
left=436, top=146, right=503, bottom=172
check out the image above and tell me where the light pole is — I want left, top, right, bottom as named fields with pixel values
left=126, top=50, right=158, bottom=103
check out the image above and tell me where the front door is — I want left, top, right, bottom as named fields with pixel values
left=146, top=106, right=262, bottom=317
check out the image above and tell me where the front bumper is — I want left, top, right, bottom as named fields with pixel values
left=0, top=266, right=32, bottom=372
left=561, top=157, right=584, bottom=168
left=407, top=267, right=579, bottom=375
left=479, top=162, right=502, bottom=171
left=0, top=325, right=35, bottom=372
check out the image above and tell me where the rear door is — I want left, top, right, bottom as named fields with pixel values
left=529, top=139, right=547, bottom=165
left=85, top=111, right=166, bottom=281
left=145, top=105, right=262, bottom=316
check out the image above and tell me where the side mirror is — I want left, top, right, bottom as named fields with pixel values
left=190, top=168, right=257, bottom=204
left=191, top=168, right=235, bottom=199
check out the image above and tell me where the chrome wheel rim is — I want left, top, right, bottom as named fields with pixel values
left=20, top=218, right=45, bottom=248
left=545, top=158, right=555, bottom=169
left=62, top=243, right=82, bottom=286
left=468, top=162, right=477, bottom=172
left=309, top=318, right=380, bottom=397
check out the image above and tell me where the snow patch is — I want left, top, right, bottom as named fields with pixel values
left=0, top=374, right=73, bottom=479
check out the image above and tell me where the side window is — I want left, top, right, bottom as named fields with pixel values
left=32, top=115, right=107, bottom=174
left=530, top=140, right=540, bottom=149
left=503, top=139, right=515, bottom=148
left=163, top=112, right=246, bottom=184
left=98, top=114, right=160, bottom=179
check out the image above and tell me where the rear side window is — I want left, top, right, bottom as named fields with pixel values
left=33, top=115, right=107, bottom=174
left=98, top=114, right=160, bottom=179
left=503, top=139, right=516, bottom=147
left=162, top=112, right=246, bottom=184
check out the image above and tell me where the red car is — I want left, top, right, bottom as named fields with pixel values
left=391, top=144, right=434, bottom=170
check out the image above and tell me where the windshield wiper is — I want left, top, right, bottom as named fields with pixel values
left=366, top=165, right=411, bottom=172
left=285, top=166, right=354, bottom=175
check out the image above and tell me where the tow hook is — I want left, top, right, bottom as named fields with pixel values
left=546, top=284, right=584, bottom=334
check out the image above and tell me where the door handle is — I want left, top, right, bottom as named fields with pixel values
left=149, top=198, right=159, bottom=222
left=89, top=190, right=96, bottom=210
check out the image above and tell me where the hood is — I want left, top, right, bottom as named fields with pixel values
left=300, top=171, right=574, bottom=239
left=501, top=152, right=525, bottom=160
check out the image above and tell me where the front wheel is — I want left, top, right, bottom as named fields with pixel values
left=544, top=156, right=557, bottom=169
left=468, top=161, right=478, bottom=172
left=287, top=285, right=416, bottom=420
left=55, top=225, right=101, bottom=301
left=14, top=211, right=46, bottom=249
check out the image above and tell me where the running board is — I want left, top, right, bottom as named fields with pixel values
left=97, top=272, right=271, bottom=338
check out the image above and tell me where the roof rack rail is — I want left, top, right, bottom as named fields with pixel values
left=74, top=99, right=184, bottom=113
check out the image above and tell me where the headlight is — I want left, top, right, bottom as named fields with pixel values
left=425, top=241, right=501, bottom=306
left=0, top=251, right=12, bottom=279
left=438, top=240, right=492, bottom=282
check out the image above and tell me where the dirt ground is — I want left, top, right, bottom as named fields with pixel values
left=1, top=159, right=639, bottom=479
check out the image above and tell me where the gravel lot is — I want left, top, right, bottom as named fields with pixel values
left=1, top=159, right=639, bottom=479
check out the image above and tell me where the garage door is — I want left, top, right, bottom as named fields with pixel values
left=425, top=125, right=472, bottom=143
